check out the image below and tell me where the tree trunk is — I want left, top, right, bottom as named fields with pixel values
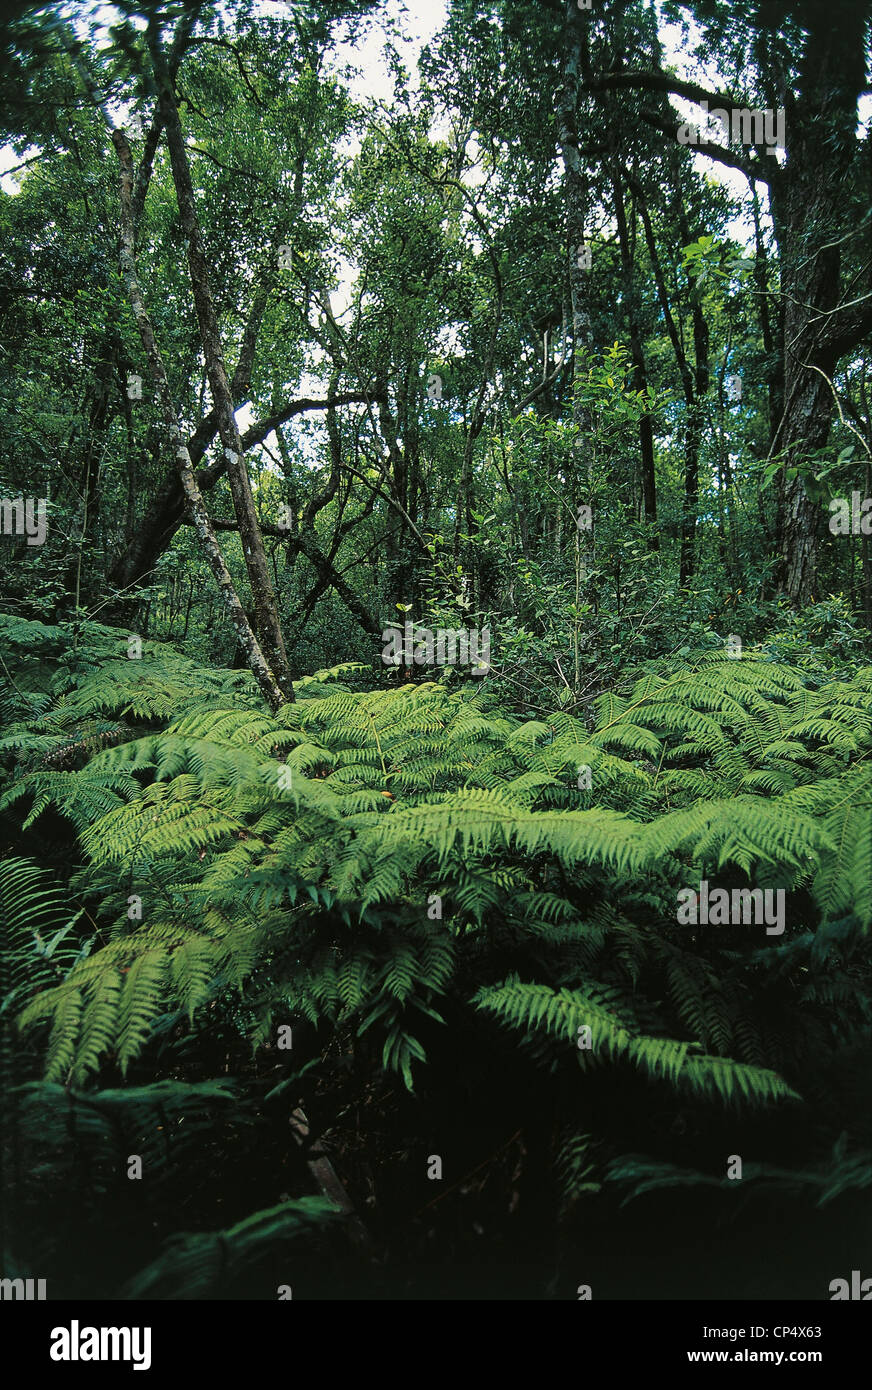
left=110, top=127, right=288, bottom=713
left=610, top=168, right=657, bottom=530
left=767, top=1, right=870, bottom=606
left=557, top=0, right=596, bottom=584
left=150, top=32, right=294, bottom=703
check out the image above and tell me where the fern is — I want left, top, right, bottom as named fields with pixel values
left=3, top=621, right=870, bottom=1268
left=121, top=1198, right=341, bottom=1300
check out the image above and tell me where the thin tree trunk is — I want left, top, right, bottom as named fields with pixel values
left=149, top=30, right=294, bottom=702
left=675, top=177, right=710, bottom=588
left=610, top=168, right=657, bottom=531
left=632, top=174, right=707, bottom=584
left=557, top=0, right=595, bottom=582
left=557, top=0, right=595, bottom=405
left=111, top=125, right=288, bottom=712
left=749, top=184, right=783, bottom=450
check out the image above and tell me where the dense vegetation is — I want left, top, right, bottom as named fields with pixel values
left=1, top=0, right=870, bottom=1299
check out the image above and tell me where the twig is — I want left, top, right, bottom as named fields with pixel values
left=289, top=1107, right=373, bottom=1252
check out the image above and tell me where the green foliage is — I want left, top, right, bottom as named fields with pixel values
left=606, top=1135, right=872, bottom=1209
left=2, top=625, right=868, bottom=1186
left=0, top=855, right=87, bottom=1019
left=121, top=1198, right=341, bottom=1300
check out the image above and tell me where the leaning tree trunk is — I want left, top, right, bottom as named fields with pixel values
left=112, top=128, right=289, bottom=713
left=62, top=22, right=291, bottom=710
left=150, top=31, right=295, bottom=703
